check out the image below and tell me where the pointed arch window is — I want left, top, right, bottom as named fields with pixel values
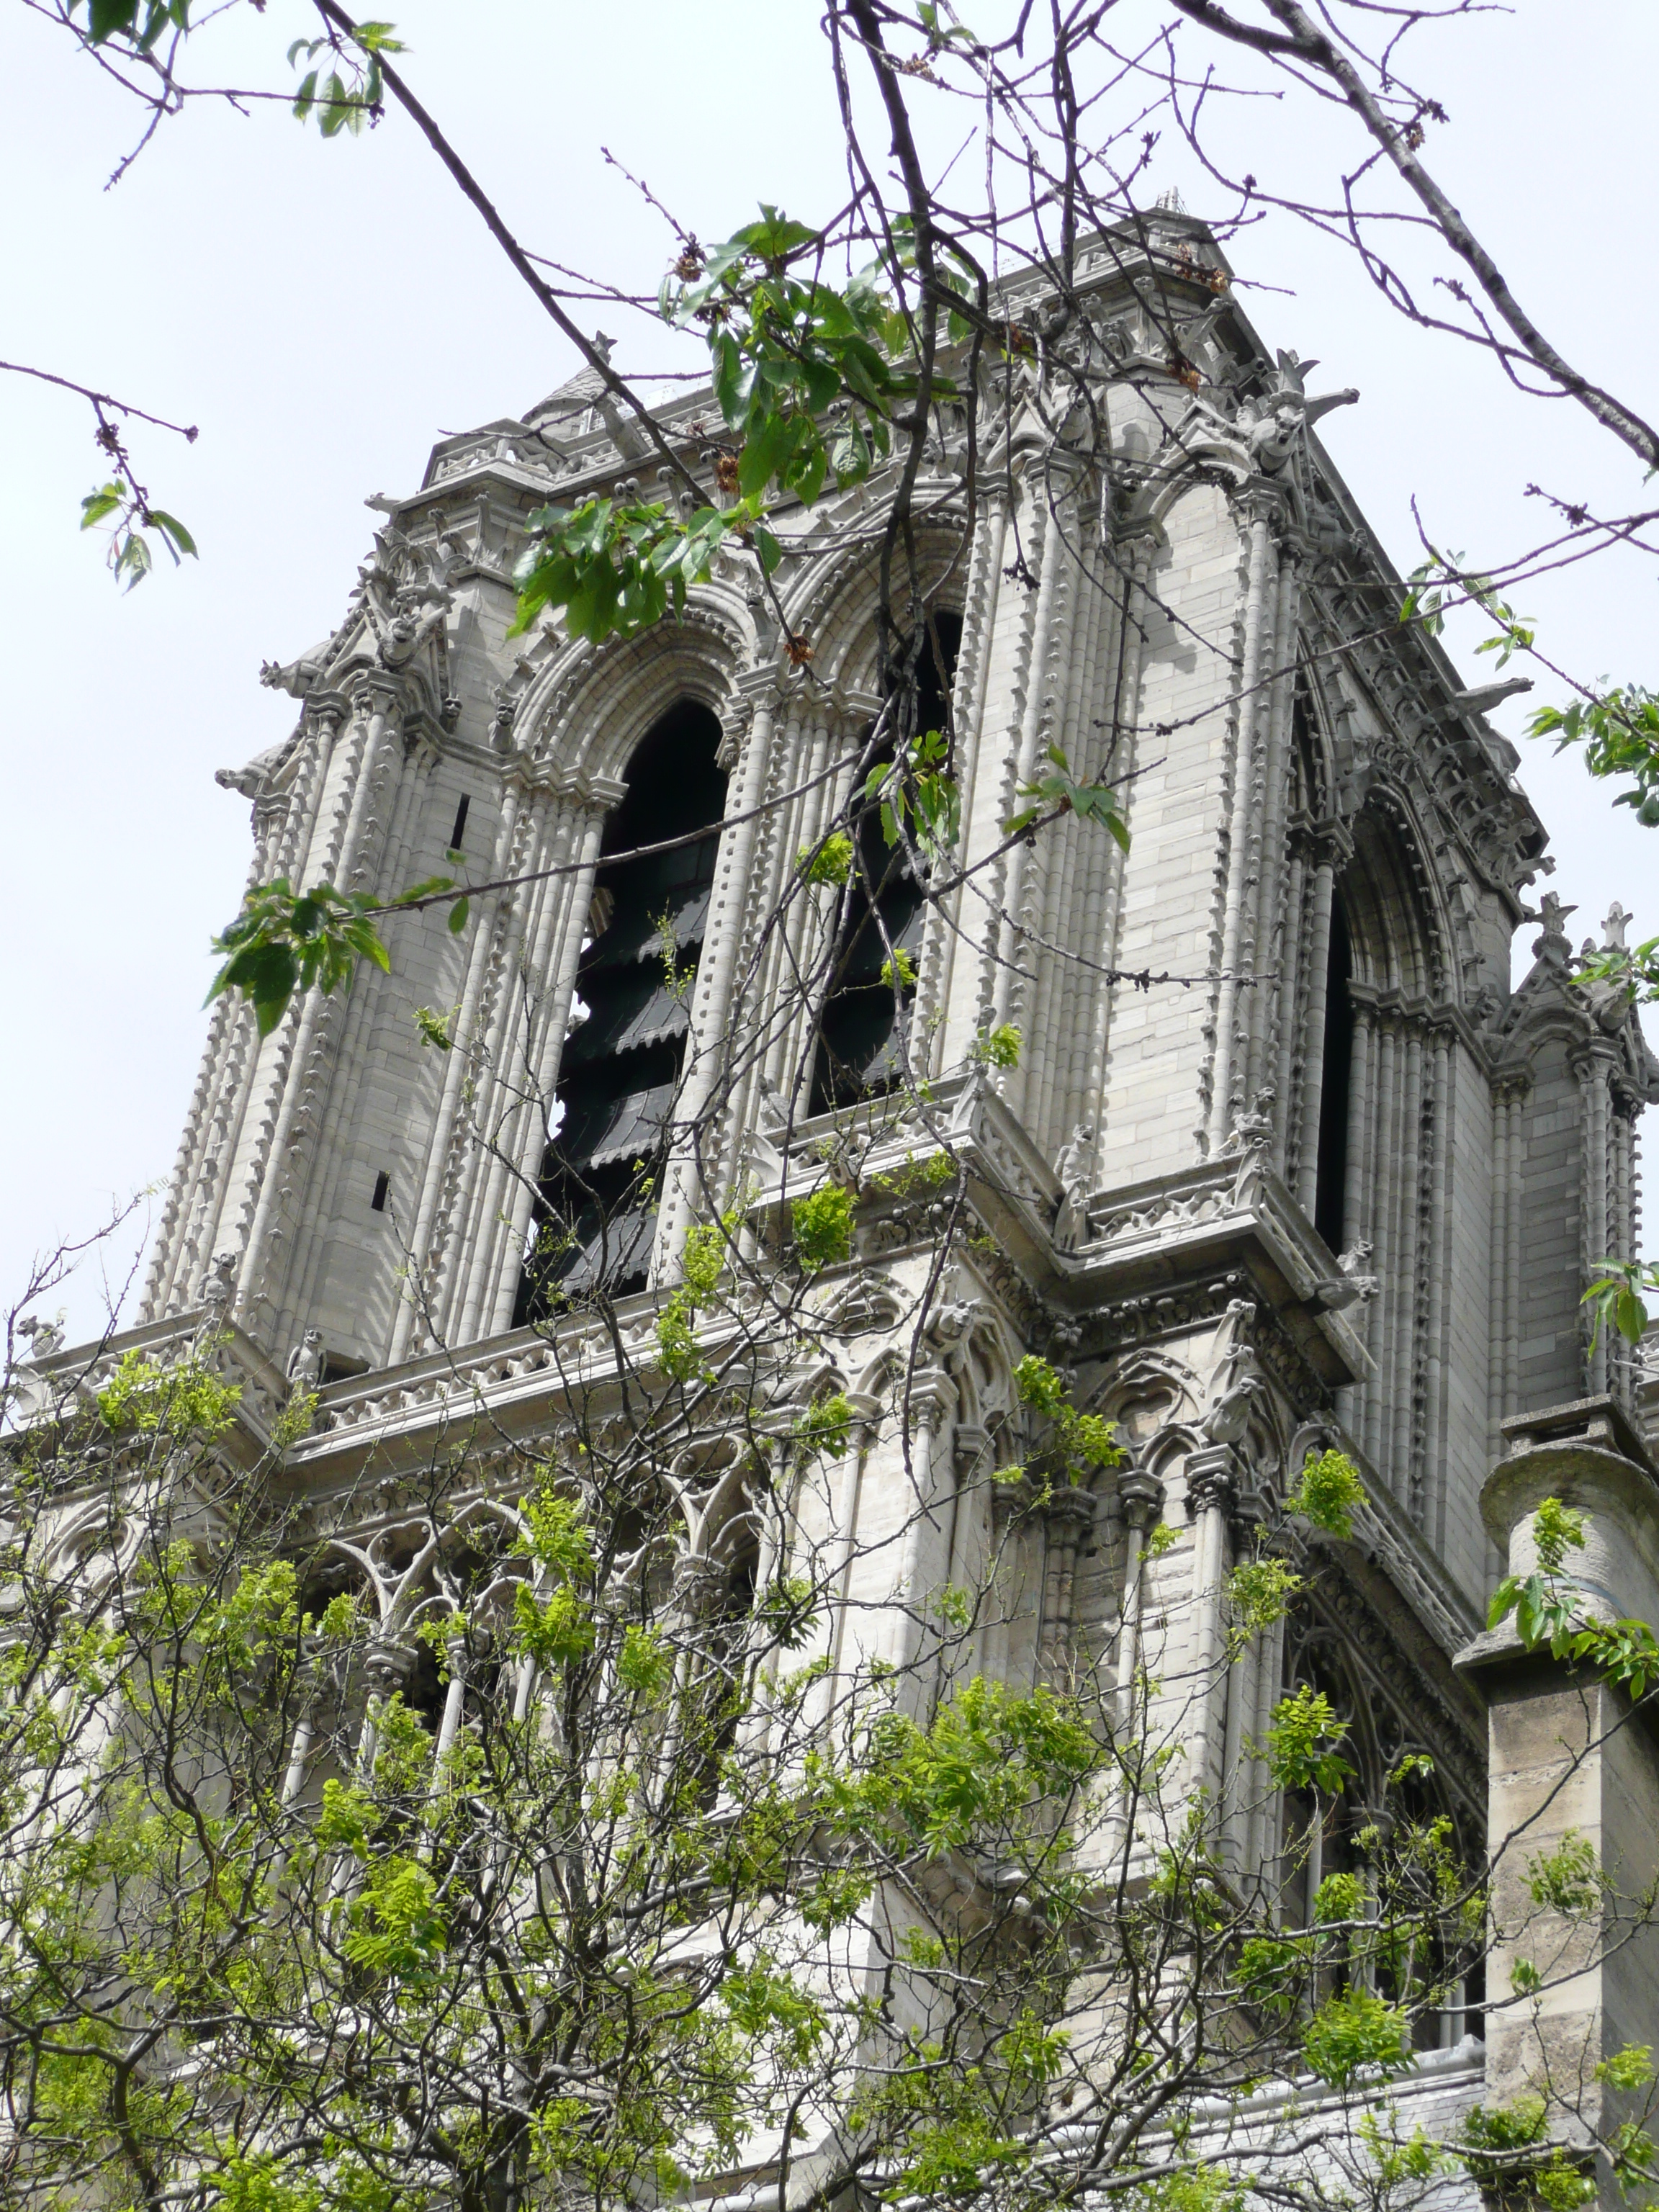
left=516, top=701, right=727, bottom=1319
left=809, top=612, right=961, bottom=1112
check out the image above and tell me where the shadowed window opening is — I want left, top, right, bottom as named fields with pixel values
left=371, top=1171, right=390, bottom=1213
left=810, top=611, right=961, bottom=1112
left=449, top=795, right=470, bottom=853
left=516, top=701, right=727, bottom=1321
left=1313, top=897, right=1353, bottom=1255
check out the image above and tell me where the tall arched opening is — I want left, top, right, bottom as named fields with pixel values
left=516, top=701, right=727, bottom=1318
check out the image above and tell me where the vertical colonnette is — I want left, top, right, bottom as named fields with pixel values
left=233, top=675, right=407, bottom=1336
left=912, top=488, right=1007, bottom=1077
left=1238, top=536, right=1303, bottom=1115
left=1611, top=1080, right=1643, bottom=1413
left=275, top=719, right=443, bottom=1354
left=991, top=457, right=1084, bottom=1147
left=1205, top=485, right=1285, bottom=1154
left=1575, top=1047, right=1646, bottom=1408
left=1485, top=1072, right=1529, bottom=1456
left=1076, top=538, right=1153, bottom=1149
left=1342, top=992, right=1442, bottom=1518
left=757, top=691, right=875, bottom=1111
left=138, top=693, right=342, bottom=1321
left=1018, top=479, right=1134, bottom=1157
left=714, top=681, right=804, bottom=1180
left=441, top=767, right=624, bottom=1350
left=655, top=670, right=781, bottom=1277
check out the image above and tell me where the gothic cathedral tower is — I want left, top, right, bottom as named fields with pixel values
left=125, top=210, right=1658, bottom=1909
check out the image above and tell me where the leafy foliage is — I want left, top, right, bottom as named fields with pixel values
left=660, top=207, right=912, bottom=509
left=1004, top=743, right=1129, bottom=848
left=865, top=729, right=960, bottom=860
left=797, top=831, right=854, bottom=886
left=289, top=21, right=405, bottom=138
left=1301, top=1989, right=1413, bottom=2087
left=206, top=873, right=460, bottom=1035
left=791, top=1182, right=855, bottom=1272
left=1530, top=685, right=1659, bottom=827
left=972, top=1023, right=1022, bottom=1069
left=1264, top=1684, right=1354, bottom=1794
left=511, top=495, right=775, bottom=645
left=1491, top=1491, right=1659, bottom=1697
left=1285, top=1447, right=1366, bottom=1538
left=80, top=478, right=196, bottom=588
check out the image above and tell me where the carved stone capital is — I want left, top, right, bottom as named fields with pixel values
left=364, top=1637, right=418, bottom=1694
left=1184, top=1443, right=1245, bottom=1520
left=1042, top=1483, right=1097, bottom=1537
left=953, top=1423, right=992, bottom=1479
left=306, top=691, right=350, bottom=741
left=906, top=1370, right=954, bottom=1435
left=992, top=1475, right=1035, bottom=1530
left=1237, top=478, right=1290, bottom=529
left=350, top=670, right=403, bottom=722
left=1301, top=816, right=1356, bottom=871
left=1117, top=1468, right=1166, bottom=1532
left=840, top=1389, right=885, bottom=1449
left=673, top=1552, right=729, bottom=1622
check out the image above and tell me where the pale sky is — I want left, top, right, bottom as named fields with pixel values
left=4, top=0, right=1656, bottom=1339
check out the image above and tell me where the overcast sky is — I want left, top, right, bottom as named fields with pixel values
left=4, top=0, right=1656, bottom=1341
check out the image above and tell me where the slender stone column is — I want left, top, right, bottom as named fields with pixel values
left=1081, top=540, right=1153, bottom=1133
left=991, top=486, right=1069, bottom=1043
left=761, top=713, right=832, bottom=1095
left=430, top=1632, right=469, bottom=1767
left=809, top=1392, right=883, bottom=1737
left=1503, top=1076, right=1527, bottom=1420
left=1336, top=1002, right=1374, bottom=1439
left=888, top=1375, right=954, bottom=1707
left=483, top=794, right=613, bottom=1337
left=387, top=773, right=529, bottom=1359
left=1577, top=1046, right=1617, bottom=1395
left=1424, top=1026, right=1454, bottom=1538
left=1209, top=490, right=1281, bottom=1148
left=984, top=1475, right=1035, bottom=1694
left=1245, top=540, right=1300, bottom=1103
left=1037, top=1485, right=1097, bottom=1683
left=1182, top=1444, right=1241, bottom=1815
left=458, top=778, right=580, bottom=1327
left=657, top=673, right=779, bottom=1274
left=1243, top=1611, right=1286, bottom=1893
left=1489, top=1081, right=1513, bottom=1447
left=932, top=494, right=1010, bottom=1067
left=236, top=676, right=400, bottom=1329
left=1393, top=1025, right=1424, bottom=1488
left=1364, top=1013, right=1398, bottom=1470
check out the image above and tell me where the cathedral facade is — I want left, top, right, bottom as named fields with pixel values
left=53, top=209, right=1659, bottom=2180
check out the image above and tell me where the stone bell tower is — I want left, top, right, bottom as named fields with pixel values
left=114, top=217, right=1659, bottom=2086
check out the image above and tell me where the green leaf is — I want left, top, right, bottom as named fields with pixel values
left=145, top=509, right=197, bottom=559
left=80, top=483, right=125, bottom=530
left=448, top=896, right=470, bottom=935
left=88, top=0, right=140, bottom=40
